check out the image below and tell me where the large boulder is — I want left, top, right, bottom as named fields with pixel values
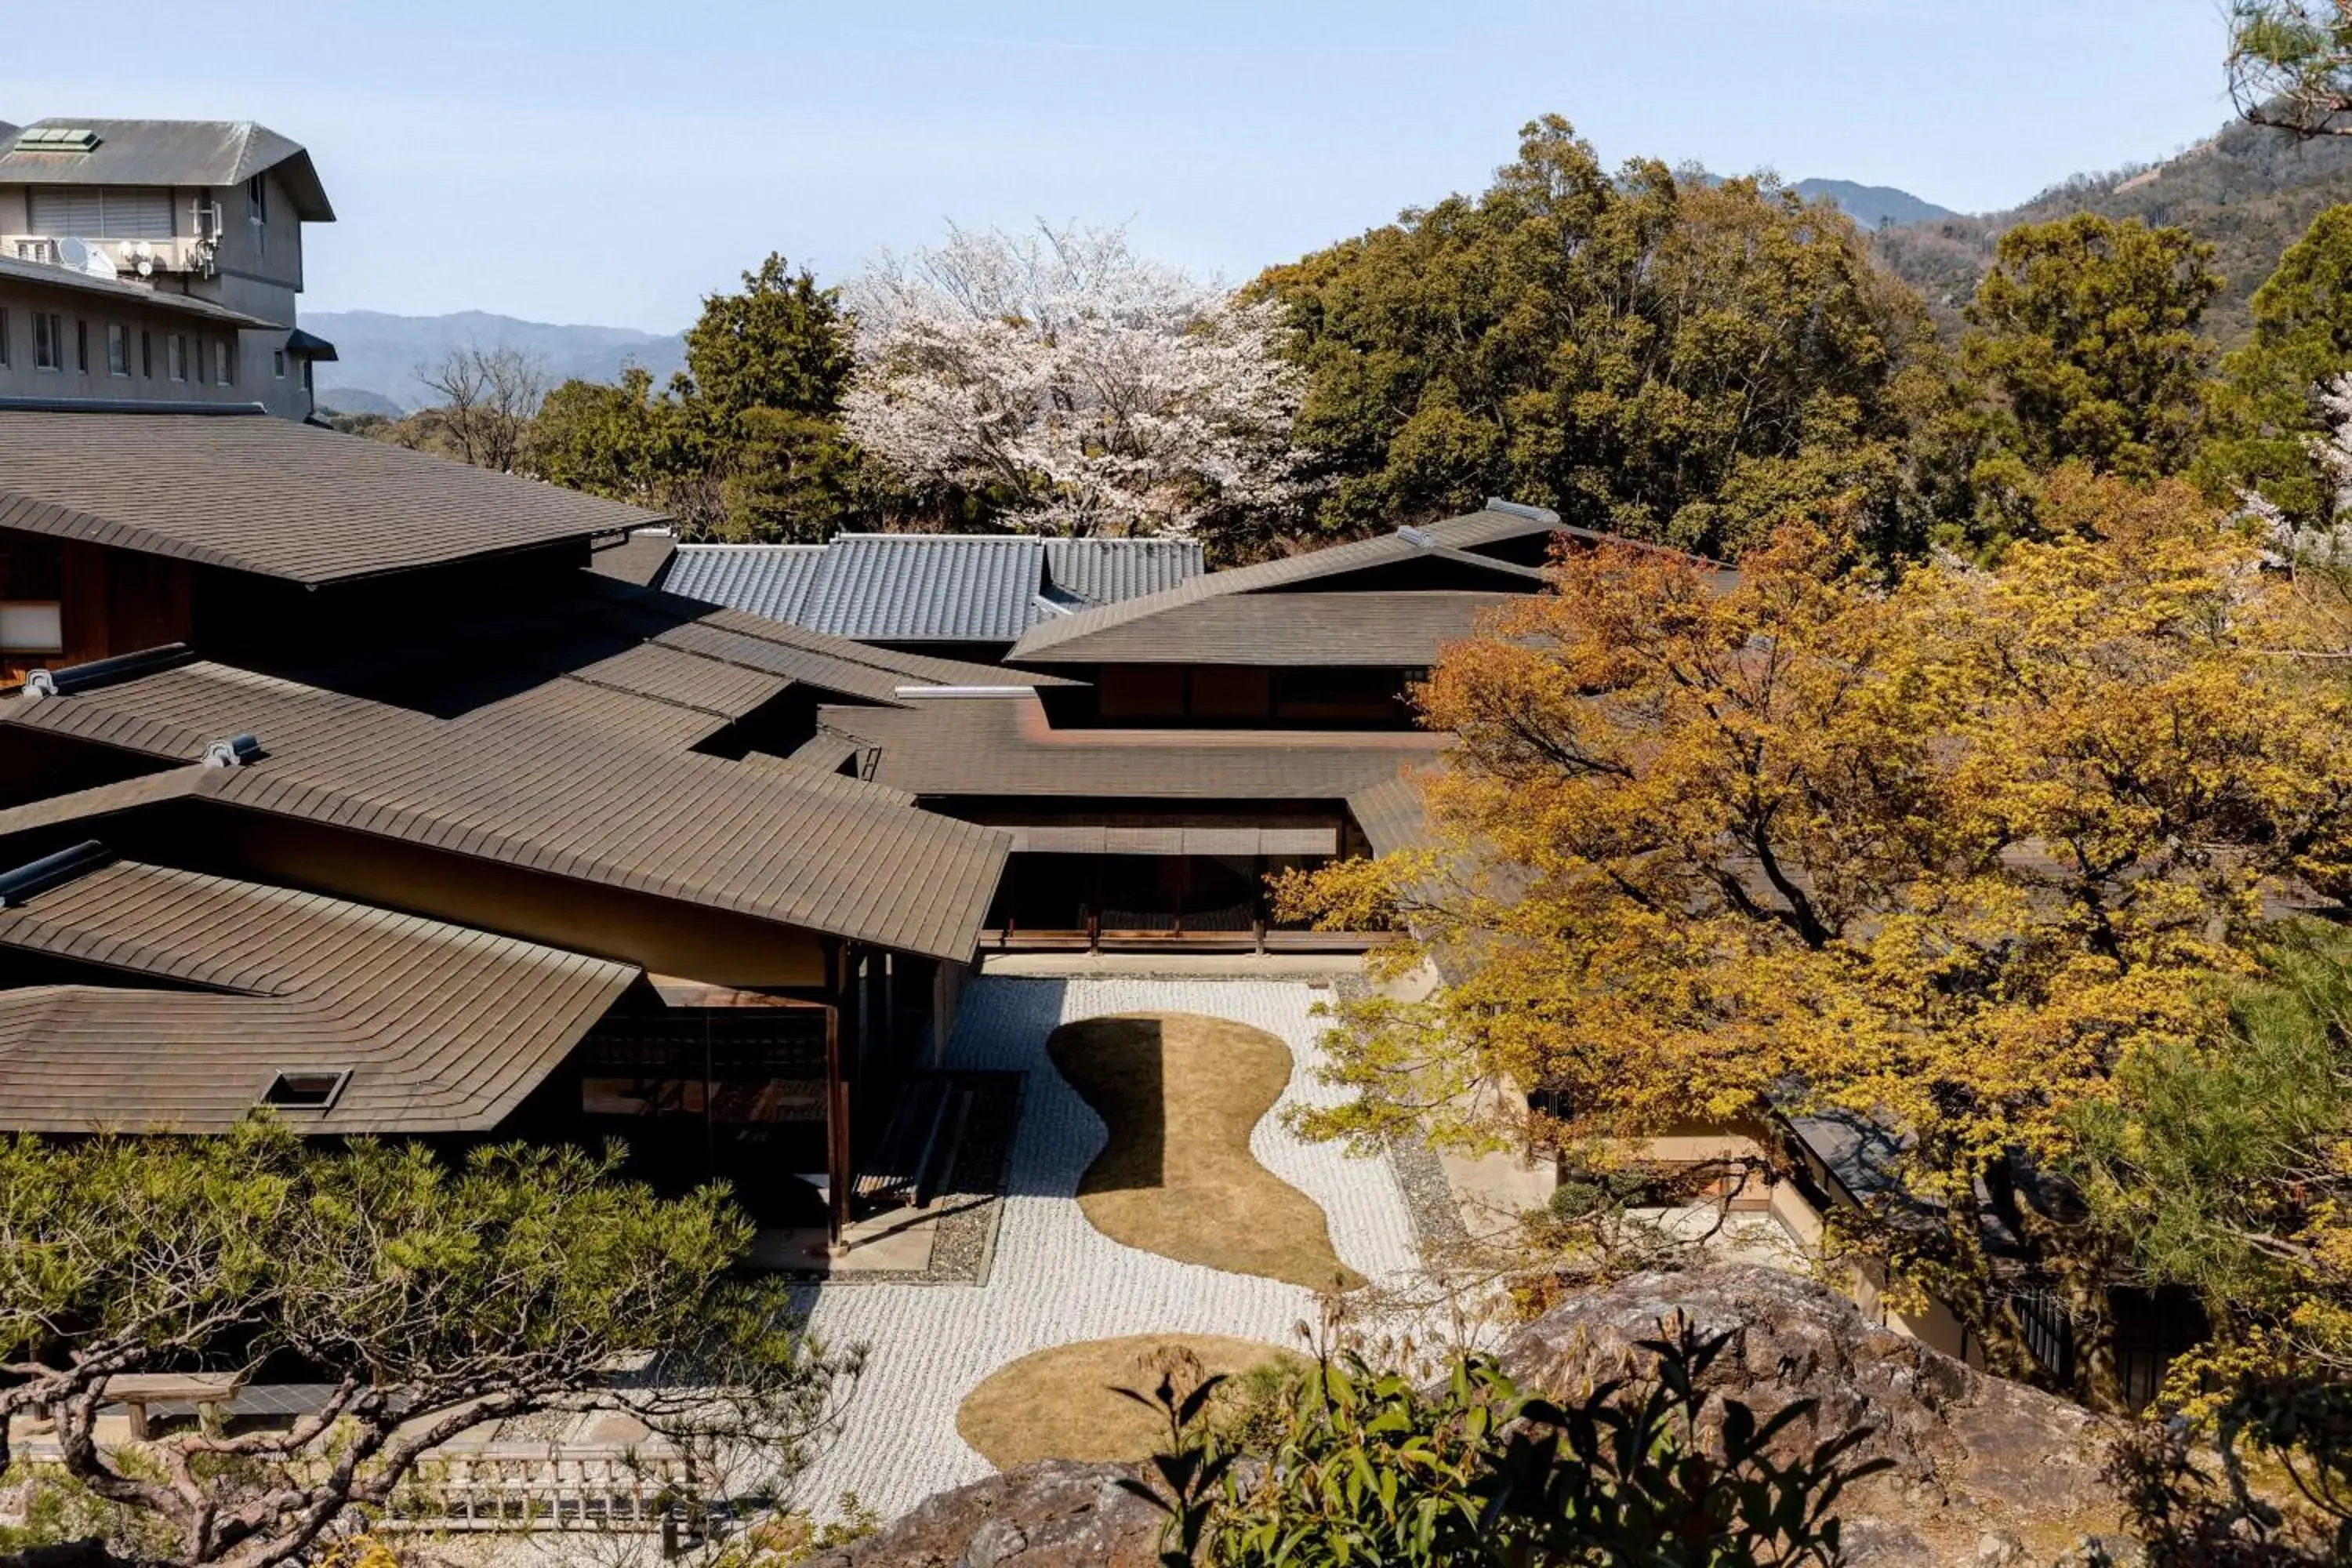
left=1496, top=1265, right=2126, bottom=1565
left=803, top=1459, right=1161, bottom=1568
left=815, top=1265, right=2128, bottom=1567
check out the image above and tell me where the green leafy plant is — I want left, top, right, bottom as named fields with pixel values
left=1122, top=1318, right=1890, bottom=1566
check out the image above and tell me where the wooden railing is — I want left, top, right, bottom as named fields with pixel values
left=386, top=1443, right=709, bottom=1534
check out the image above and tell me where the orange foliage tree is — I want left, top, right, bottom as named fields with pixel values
left=1279, top=472, right=2352, bottom=1405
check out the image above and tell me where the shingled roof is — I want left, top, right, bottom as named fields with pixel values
left=1004, top=505, right=1566, bottom=663
left=662, top=533, right=1205, bottom=644
left=815, top=691, right=1443, bottom=800
left=0, top=648, right=1011, bottom=962
left=0, top=853, right=634, bottom=1134
left=0, top=120, right=333, bottom=220
left=0, top=254, right=277, bottom=328
left=0, top=409, right=662, bottom=585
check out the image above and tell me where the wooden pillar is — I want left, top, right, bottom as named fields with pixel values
left=825, top=1004, right=850, bottom=1249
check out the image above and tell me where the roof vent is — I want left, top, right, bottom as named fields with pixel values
left=202, top=733, right=263, bottom=768
left=1485, top=498, right=1563, bottom=525
left=260, top=1069, right=350, bottom=1111
left=23, top=643, right=195, bottom=700
left=1397, top=526, right=1436, bottom=547
left=0, top=840, right=112, bottom=908
left=13, top=126, right=100, bottom=153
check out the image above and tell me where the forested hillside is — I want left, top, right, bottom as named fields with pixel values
left=1875, top=114, right=2352, bottom=344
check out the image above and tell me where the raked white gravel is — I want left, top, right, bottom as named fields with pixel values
left=787, top=975, right=1421, bottom=1519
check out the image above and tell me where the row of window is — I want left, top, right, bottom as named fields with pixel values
left=0, top=307, right=286, bottom=387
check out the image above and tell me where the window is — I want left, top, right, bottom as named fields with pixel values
left=261, top=1069, right=347, bottom=1109
left=165, top=332, right=184, bottom=381
left=27, top=185, right=171, bottom=238
left=246, top=173, right=267, bottom=257
left=74, top=319, right=87, bottom=373
left=106, top=323, right=128, bottom=376
left=31, top=312, right=60, bottom=371
left=0, top=307, right=9, bottom=367
left=0, top=602, right=64, bottom=655
left=140, top=329, right=151, bottom=378
left=216, top=339, right=234, bottom=386
left=272, top=348, right=286, bottom=378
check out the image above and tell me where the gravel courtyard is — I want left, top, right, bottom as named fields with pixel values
left=787, top=975, right=1422, bottom=1519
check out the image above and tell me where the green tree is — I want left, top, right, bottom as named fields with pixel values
left=523, top=256, right=877, bottom=543
left=681, top=254, right=874, bottom=542
left=1253, top=115, right=1929, bottom=559
left=2198, top=203, right=2352, bottom=521
left=1123, top=1323, right=1886, bottom=1567
left=2230, top=0, right=2352, bottom=139
left=682, top=254, right=853, bottom=425
left=1958, top=214, right=2221, bottom=483
left=2070, top=924, right=2352, bottom=1561
left=527, top=366, right=705, bottom=511
left=0, top=1121, right=858, bottom=1568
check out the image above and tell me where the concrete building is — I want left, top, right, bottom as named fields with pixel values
left=0, top=121, right=335, bottom=419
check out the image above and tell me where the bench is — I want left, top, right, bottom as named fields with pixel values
left=103, top=1372, right=248, bottom=1439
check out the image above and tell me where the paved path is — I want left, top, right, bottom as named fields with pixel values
left=789, top=976, right=1421, bottom=1519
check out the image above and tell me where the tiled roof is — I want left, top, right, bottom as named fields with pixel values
left=0, top=855, right=634, bottom=1134
left=817, top=691, right=1444, bottom=800
left=661, top=533, right=1205, bottom=644
left=0, top=409, right=664, bottom=584
left=803, top=535, right=1044, bottom=642
left=0, top=119, right=333, bottom=220
left=1042, top=538, right=1207, bottom=606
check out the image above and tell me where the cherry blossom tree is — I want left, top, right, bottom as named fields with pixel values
left=842, top=221, right=1311, bottom=543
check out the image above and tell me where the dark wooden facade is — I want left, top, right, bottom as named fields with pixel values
left=0, top=528, right=193, bottom=688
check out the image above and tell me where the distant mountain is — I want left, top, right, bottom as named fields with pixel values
left=1693, top=170, right=1955, bottom=231
left=299, top=310, right=687, bottom=414
left=1791, top=179, right=1956, bottom=230
left=313, top=385, right=403, bottom=418
left=1871, top=115, right=2352, bottom=346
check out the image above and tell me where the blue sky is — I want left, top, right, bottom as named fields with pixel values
left=1, top=1, right=2235, bottom=330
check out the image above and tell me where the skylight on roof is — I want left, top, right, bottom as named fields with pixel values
left=13, top=127, right=100, bottom=153
left=262, top=1069, right=350, bottom=1111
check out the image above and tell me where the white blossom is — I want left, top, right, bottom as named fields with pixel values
left=842, top=221, right=1312, bottom=539
left=2245, top=372, right=2352, bottom=572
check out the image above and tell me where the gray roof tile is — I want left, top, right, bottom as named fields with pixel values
left=662, top=534, right=1203, bottom=644
left=0, top=120, right=332, bottom=220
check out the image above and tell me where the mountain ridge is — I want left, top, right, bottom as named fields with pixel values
left=1870, top=114, right=2352, bottom=345
left=308, top=308, right=686, bottom=415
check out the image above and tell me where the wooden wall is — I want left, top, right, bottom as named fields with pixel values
left=0, top=530, right=193, bottom=688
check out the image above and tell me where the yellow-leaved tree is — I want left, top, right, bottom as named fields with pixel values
left=1279, top=471, right=2352, bottom=1407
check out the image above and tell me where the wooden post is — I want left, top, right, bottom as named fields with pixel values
left=825, top=1004, right=851, bottom=1250
left=700, top=1011, right=715, bottom=1183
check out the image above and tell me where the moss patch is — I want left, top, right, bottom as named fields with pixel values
left=1048, top=1011, right=1362, bottom=1290
left=956, top=1333, right=1302, bottom=1469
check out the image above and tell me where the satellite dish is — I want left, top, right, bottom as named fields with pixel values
left=134, top=256, right=153, bottom=277
left=56, top=237, right=111, bottom=278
